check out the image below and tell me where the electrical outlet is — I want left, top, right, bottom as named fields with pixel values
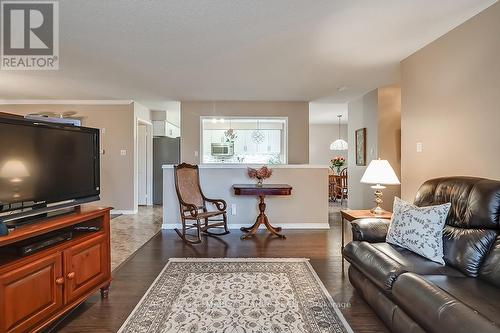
left=231, top=204, right=237, bottom=216
left=194, top=150, right=199, bottom=157
left=120, top=149, right=127, bottom=156
left=416, top=142, right=423, bottom=153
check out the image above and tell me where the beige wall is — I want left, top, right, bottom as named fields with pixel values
left=0, top=103, right=142, bottom=212
left=348, top=86, right=401, bottom=210
left=348, top=90, right=379, bottom=209
left=378, top=86, right=402, bottom=208
left=180, top=101, right=309, bottom=164
left=163, top=165, right=329, bottom=228
left=401, top=2, right=500, bottom=200
left=309, top=124, right=348, bottom=165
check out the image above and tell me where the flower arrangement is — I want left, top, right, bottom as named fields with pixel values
left=330, top=156, right=346, bottom=174
left=224, top=129, right=237, bottom=143
left=247, top=166, right=273, bottom=186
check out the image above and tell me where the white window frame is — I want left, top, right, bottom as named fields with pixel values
left=199, top=116, right=288, bottom=164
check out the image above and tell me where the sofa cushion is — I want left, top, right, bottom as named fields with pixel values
left=370, top=243, right=464, bottom=277
left=392, top=273, right=500, bottom=333
left=414, top=177, right=500, bottom=229
left=422, top=275, right=500, bottom=326
left=343, top=241, right=463, bottom=291
left=443, top=225, right=497, bottom=277
left=386, top=197, right=450, bottom=264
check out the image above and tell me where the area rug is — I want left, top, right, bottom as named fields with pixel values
left=118, top=258, right=353, bottom=333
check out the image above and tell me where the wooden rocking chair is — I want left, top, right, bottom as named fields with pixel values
left=174, top=163, right=230, bottom=244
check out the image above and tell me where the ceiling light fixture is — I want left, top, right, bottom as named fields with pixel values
left=251, top=120, right=265, bottom=144
left=330, top=114, right=348, bottom=151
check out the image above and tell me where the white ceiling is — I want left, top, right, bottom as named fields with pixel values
left=0, top=0, right=496, bottom=109
left=309, top=103, right=348, bottom=124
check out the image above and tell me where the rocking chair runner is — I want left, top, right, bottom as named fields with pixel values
left=174, top=163, right=230, bottom=244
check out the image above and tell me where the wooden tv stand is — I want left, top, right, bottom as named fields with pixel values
left=0, top=206, right=112, bottom=333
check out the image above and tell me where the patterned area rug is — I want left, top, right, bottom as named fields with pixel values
left=118, top=258, right=353, bottom=333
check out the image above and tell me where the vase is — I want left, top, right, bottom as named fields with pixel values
left=336, top=166, right=341, bottom=175
left=257, top=178, right=263, bottom=187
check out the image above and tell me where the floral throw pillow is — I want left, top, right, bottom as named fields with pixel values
left=386, top=197, right=451, bottom=265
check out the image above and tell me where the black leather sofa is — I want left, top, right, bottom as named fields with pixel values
left=343, top=177, right=500, bottom=333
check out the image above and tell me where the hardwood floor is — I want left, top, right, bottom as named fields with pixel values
left=50, top=209, right=388, bottom=333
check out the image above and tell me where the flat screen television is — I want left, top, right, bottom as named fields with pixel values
left=0, top=116, right=100, bottom=222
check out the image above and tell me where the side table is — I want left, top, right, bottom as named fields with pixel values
left=233, top=184, right=292, bottom=240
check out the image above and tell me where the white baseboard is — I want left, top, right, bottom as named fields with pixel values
left=111, top=209, right=138, bottom=215
left=161, top=223, right=330, bottom=230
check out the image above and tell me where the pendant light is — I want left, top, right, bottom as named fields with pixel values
left=251, top=119, right=265, bottom=144
left=330, top=114, right=348, bottom=151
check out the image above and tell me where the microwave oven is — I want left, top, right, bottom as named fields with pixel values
left=211, top=143, right=234, bottom=157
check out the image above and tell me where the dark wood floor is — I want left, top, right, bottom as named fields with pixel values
left=51, top=210, right=388, bottom=333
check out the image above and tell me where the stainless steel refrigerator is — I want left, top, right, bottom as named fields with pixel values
left=153, top=137, right=180, bottom=205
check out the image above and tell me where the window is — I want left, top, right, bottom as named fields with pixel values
left=201, top=117, right=287, bottom=164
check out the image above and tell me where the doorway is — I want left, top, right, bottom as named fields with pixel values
left=137, top=122, right=151, bottom=206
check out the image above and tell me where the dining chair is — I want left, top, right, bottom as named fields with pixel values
left=338, top=168, right=348, bottom=205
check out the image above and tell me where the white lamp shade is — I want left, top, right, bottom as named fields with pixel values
left=360, top=159, right=400, bottom=185
left=330, top=139, right=348, bottom=151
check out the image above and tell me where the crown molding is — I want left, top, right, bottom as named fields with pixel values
left=0, top=99, right=134, bottom=105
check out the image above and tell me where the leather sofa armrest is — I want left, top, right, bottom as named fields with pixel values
left=351, top=218, right=390, bottom=242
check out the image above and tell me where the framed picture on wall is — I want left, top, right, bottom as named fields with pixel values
left=355, top=128, right=366, bottom=166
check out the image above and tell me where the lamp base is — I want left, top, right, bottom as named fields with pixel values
left=370, top=206, right=386, bottom=215
left=370, top=184, right=386, bottom=216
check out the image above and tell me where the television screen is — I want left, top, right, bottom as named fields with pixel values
left=0, top=117, right=100, bottom=213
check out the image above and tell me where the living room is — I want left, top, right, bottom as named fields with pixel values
left=0, top=1, right=499, bottom=333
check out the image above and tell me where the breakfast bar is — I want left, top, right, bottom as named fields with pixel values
left=162, top=165, right=329, bottom=230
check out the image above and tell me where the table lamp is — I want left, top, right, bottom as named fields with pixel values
left=360, top=159, right=400, bottom=215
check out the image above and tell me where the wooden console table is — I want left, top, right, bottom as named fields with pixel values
left=233, top=184, right=292, bottom=240
left=0, top=206, right=112, bottom=332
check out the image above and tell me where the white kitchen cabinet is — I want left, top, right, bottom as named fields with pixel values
left=256, top=131, right=269, bottom=154
left=153, top=120, right=180, bottom=138
left=254, top=130, right=281, bottom=154
left=166, top=110, right=180, bottom=127
left=212, top=130, right=226, bottom=144
left=244, top=130, right=259, bottom=154
left=166, top=122, right=180, bottom=138
left=233, top=130, right=245, bottom=154
left=268, top=130, right=282, bottom=153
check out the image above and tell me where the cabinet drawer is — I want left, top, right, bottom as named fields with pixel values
left=0, top=252, right=63, bottom=333
left=63, top=235, right=109, bottom=303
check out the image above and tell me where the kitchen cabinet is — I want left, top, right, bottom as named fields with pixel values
left=268, top=130, right=282, bottom=153
left=153, top=120, right=180, bottom=138
left=233, top=132, right=245, bottom=154
left=243, top=131, right=258, bottom=154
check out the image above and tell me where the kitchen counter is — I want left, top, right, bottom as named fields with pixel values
left=162, top=165, right=330, bottom=230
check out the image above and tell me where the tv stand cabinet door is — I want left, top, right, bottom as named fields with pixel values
left=63, top=234, right=109, bottom=303
left=0, top=253, right=63, bottom=333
